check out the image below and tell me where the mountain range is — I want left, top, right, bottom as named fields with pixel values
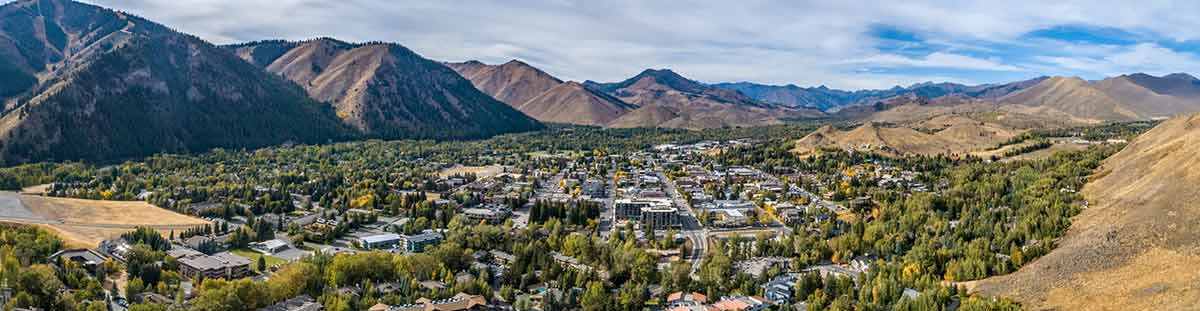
left=445, top=60, right=635, bottom=126
left=228, top=39, right=542, bottom=139
left=3, top=0, right=1200, bottom=165
left=0, top=0, right=541, bottom=165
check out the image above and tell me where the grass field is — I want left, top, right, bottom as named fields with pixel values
left=438, top=165, right=505, bottom=178
left=230, top=249, right=286, bottom=271
left=0, top=192, right=209, bottom=248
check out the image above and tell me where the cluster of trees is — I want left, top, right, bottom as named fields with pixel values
left=0, top=224, right=111, bottom=311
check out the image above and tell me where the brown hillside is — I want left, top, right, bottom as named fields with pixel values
left=247, top=39, right=543, bottom=139
left=1000, top=76, right=1139, bottom=122
left=973, top=113, right=1200, bottom=310
left=446, top=60, right=635, bottom=126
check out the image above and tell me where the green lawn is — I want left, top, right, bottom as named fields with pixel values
left=230, top=249, right=287, bottom=271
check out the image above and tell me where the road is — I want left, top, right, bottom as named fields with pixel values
left=653, top=163, right=708, bottom=274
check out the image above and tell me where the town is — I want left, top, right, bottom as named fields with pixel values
left=8, top=121, right=1075, bottom=311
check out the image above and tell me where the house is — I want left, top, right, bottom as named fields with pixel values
left=358, top=233, right=403, bottom=250
left=762, top=273, right=798, bottom=304
left=49, top=249, right=106, bottom=272
left=178, top=252, right=252, bottom=279
left=667, top=292, right=708, bottom=307
left=712, top=295, right=769, bottom=311
left=262, top=295, right=323, bottom=311
left=368, top=292, right=488, bottom=311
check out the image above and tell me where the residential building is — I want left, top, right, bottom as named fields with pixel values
left=368, top=292, right=487, bottom=311
left=461, top=205, right=511, bottom=224
left=401, top=231, right=443, bottom=252
left=762, top=273, right=798, bottom=304
left=262, top=295, right=323, bottom=311
left=49, top=249, right=106, bottom=272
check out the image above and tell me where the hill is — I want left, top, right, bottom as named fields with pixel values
left=445, top=60, right=635, bottom=126
left=0, top=0, right=350, bottom=165
left=973, top=113, right=1200, bottom=310
left=792, top=114, right=1024, bottom=157
left=231, top=39, right=544, bottom=139
left=587, top=69, right=824, bottom=129
left=1000, top=74, right=1200, bottom=122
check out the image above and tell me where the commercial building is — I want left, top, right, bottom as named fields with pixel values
left=178, top=252, right=252, bottom=279
left=640, top=205, right=680, bottom=229
left=358, top=233, right=403, bottom=250
left=401, top=231, right=444, bottom=252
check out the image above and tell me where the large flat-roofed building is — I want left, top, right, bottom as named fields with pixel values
left=615, top=199, right=651, bottom=220
left=358, top=233, right=403, bottom=250
left=178, top=252, right=252, bottom=279
left=640, top=205, right=680, bottom=229
left=401, top=231, right=443, bottom=252
left=461, top=205, right=511, bottom=224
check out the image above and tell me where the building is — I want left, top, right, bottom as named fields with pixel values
left=358, top=233, right=404, bottom=250
left=615, top=199, right=650, bottom=220
left=641, top=205, right=680, bottom=229
left=253, top=239, right=290, bottom=254
left=615, top=198, right=672, bottom=220
left=262, top=295, right=323, bottom=311
left=49, top=249, right=106, bottom=272
left=581, top=180, right=607, bottom=198
left=401, top=231, right=443, bottom=252
left=762, top=274, right=798, bottom=304
left=368, top=292, right=487, bottom=311
left=461, top=205, right=511, bottom=224
left=667, top=292, right=708, bottom=307
left=178, top=252, right=252, bottom=279
left=712, top=295, right=769, bottom=311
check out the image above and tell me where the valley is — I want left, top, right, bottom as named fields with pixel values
left=0, top=1, right=1195, bottom=311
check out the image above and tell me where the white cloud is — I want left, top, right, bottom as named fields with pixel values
left=1035, top=43, right=1200, bottom=77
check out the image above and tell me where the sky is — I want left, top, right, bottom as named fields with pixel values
left=82, top=0, right=1200, bottom=90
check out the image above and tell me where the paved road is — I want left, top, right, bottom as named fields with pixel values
left=654, top=163, right=708, bottom=274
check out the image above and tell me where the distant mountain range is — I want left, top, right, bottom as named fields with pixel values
left=713, top=77, right=1048, bottom=110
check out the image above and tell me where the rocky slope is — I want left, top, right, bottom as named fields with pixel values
left=445, top=60, right=635, bottom=126
left=230, top=39, right=544, bottom=139
left=973, top=113, right=1200, bottom=310
left=0, top=0, right=350, bottom=164
left=586, top=69, right=824, bottom=129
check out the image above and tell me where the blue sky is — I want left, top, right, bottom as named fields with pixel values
left=86, top=0, right=1200, bottom=90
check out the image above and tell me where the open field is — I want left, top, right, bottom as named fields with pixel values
left=438, top=164, right=506, bottom=178
left=230, top=249, right=286, bottom=271
left=0, top=192, right=209, bottom=248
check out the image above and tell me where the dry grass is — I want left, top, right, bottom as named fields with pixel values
left=439, top=165, right=506, bottom=178
left=972, top=114, right=1200, bottom=310
left=0, top=193, right=208, bottom=248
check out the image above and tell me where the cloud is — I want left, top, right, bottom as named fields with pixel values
left=1036, top=43, right=1200, bottom=77
left=81, top=0, right=1200, bottom=90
